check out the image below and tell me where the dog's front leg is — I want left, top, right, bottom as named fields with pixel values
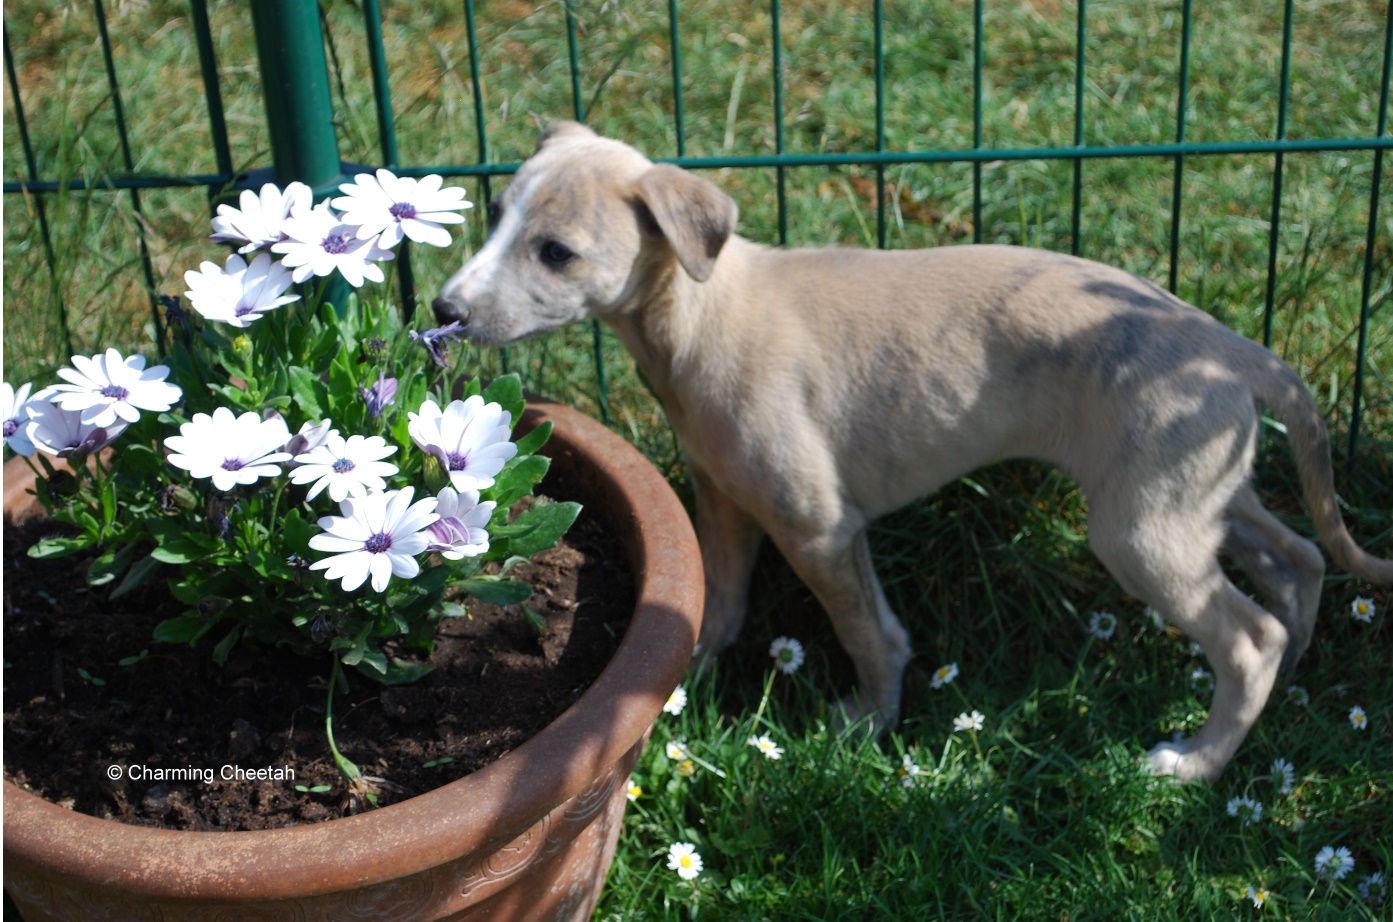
left=774, top=526, right=912, bottom=732
left=690, top=468, right=765, bottom=661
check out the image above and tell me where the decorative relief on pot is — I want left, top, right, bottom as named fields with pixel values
left=329, top=873, right=434, bottom=920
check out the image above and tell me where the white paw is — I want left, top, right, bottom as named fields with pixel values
left=1146, top=739, right=1205, bottom=781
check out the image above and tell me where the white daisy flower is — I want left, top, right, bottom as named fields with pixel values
left=182, top=251, right=299, bottom=328
left=897, top=753, right=922, bottom=788
left=1315, top=845, right=1354, bottom=881
left=1244, top=885, right=1269, bottom=908
left=664, top=740, right=688, bottom=761
left=47, top=348, right=182, bottom=428
left=667, top=842, right=703, bottom=880
left=769, top=636, right=805, bottom=674
left=283, top=418, right=336, bottom=466
left=1350, top=597, right=1377, bottom=623
left=289, top=431, right=399, bottom=502
left=24, top=398, right=129, bottom=458
left=1088, top=610, right=1118, bottom=640
left=210, top=181, right=311, bottom=253
left=164, top=407, right=292, bottom=492
left=625, top=778, right=642, bottom=802
left=331, top=170, right=471, bottom=250
left=1271, top=757, right=1295, bottom=795
left=407, top=396, right=518, bottom=492
left=953, top=710, right=985, bottom=733
left=1189, top=666, right=1214, bottom=694
left=2, top=381, right=39, bottom=456
left=1226, top=795, right=1263, bottom=826
left=931, top=662, right=959, bottom=689
left=1286, top=685, right=1310, bottom=707
left=747, top=734, right=784, bottom=760
left=272, top=200, right=395, bottom=288
left=308, top=487, right=439, bottom=593
left=424, top=487, right=495, bottom=560
left=1358, top=871, right=1386, bottom=904
left=1349, top=705, right=1368, bottom=731
left=663, top=685, right=688, bottom=716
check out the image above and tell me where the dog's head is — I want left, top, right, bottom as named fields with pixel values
left=432, top=122, right=738, bottom=345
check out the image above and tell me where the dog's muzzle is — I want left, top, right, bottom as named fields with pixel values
left=431, top=295, right=468, bottom=327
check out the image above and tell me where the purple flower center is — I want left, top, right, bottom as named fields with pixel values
left=332, top=458, right=356, bottom=474
left=221, top=458, right=245, bottom=472
left=3, top=419, right=17, bottom=438
left=447, top=451, right=470, bottom=471
left=235, top=303, right=256, bottom=317
left=364, top=532, right=392, bottom=554
left=321, top=233, right=351, bottom=255
left=389, top=202, right=417, bottom=222
left=100, top=384, right=129, bottom=400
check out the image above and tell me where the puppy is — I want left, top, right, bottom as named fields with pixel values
left=434, top=122, right=1392, bottom=781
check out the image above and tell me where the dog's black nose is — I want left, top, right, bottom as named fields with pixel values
left=432, top=296, right=467, bottom=326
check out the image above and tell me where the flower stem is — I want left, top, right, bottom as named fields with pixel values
left=325, top=657, right=363, bottom=784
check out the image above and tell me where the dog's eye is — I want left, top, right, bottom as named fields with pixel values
left=540, top=240, right=576, bottom=268
left=486, top=201, right=501, bottom=228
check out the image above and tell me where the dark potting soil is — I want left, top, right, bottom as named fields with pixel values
left=2, top=492, right=633, bottom=831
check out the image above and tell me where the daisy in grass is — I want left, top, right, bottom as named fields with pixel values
left=931, top=662, right=959, bottom=689
left=667, top=842, right=703, bottom=880
left=1271, top=757, right=1295, bottom=795
left=24, top=398, right=129, bottom=458
left=1244, top=885, right=1270, bottom=909
left=664, top=685, right=688, bottom=716
left=1088, top=610, right=1118, bottom=640
left=1350, top=597, right=1377, bottom=623
left=332, top=170, right=471, bottom=249
left=210, top=180, right=311, bottom=253
left=1349, top=705, right=1368, bottom=731
left=308, top=487, right=440, bottom=593
left=182, top=252, right=299, bottom=328
left=664, top=740, right=688, bottom=761
left=273, top=200, right=395, bottom=288
left=1359, top=872, right=1386, bottom=904
left=1286, top=685, right=1310, bottom=707
left=164, top=408, right=291, bottom=491
left=769, top=636, right=805, bottom=674
left=626, top=778, right=642, bottom=802
left=2, top=382, right=38, bottom=456
left=897, top=753, right=922, bottom=788
left=407, top=396, right=518, bottom=493
left=1189, top=666, right=1214, bottom=694
left=290, top=432, right=399, bottom=502
left=48, top=348, right=181, bottom=428
left=424, top=487, right=495, bottom=560
left=953, top=710, right=985, bottom=733
left=1315, top=845, right=1354, bottom=881
left=748, top=734, right=784, bottom=760
left=1226, top=795, right=1263, bottom=826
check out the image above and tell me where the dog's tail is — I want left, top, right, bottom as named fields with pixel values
left=1241, top=344, right=1393, bottom=585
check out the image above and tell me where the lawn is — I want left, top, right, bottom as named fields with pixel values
left=3, top=0, right=1390, bottom=918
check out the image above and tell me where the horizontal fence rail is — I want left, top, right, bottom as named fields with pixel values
left=3, top=0, right=1390, bottom=465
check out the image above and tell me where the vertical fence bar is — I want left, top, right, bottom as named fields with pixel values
left=1167, top=0, right=1193, bottom=293
left=361, top=0, right=419, bottom=320
left=771, top=0, right=788, bottom=245
left=668, top=0, right=686, bottom=158
left=972, top=0, right=984, bottom=244
left=1071, top=0, right=1086, bottom=255
left=1347, top=0, right=1393, bottom=467
left=93, top=0, right=165, bottom=349
left=874, top=0, right=887, bottom=249
left=462, top=0, right=491, bottom=206
left=4, top=25, right=74, bottom=360
left=1262, top=0, right=1295, bottom=349
left=188, top=0, right=233, bottom=182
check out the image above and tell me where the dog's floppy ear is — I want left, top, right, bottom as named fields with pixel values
left=535, top=120, right=596, bottom=153
left=634, top=164, right=738, bottom=283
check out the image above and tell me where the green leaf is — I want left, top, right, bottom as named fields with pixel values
left=288, top=365, right=330, bottom=419
left=486, top=455, right=551, bottom=509
left=153, top=615, right=210, bottom=644
left=512, top=420, right=553, bottom=458
left=458, top=576, right=535, bottom=607
left=488, top=501, right=582, bottom=560
left=211, top=625, right=242, bottom=666
left=357, top=657, right=435, bottom=686
left=29, top=535, right=96, bottom=559
left=87, top=543, right=137, bottom=587
left=483, top=373, right=526, bottom=423
left=111, top=554, right=163, bottom=599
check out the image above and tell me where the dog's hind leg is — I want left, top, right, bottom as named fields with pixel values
left=772, top=525, right=912, bottom=731
left=1221, top=485, right=1325, bottom=676
left=691, top=468, right=766, bottom=660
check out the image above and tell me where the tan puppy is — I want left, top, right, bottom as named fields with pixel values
left=434, top=122, right=1392, bottom=781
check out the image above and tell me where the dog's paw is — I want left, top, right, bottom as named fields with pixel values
left=828, top=694, right=895, bottom=737
left=1146, top=739, right=1206, bottom=782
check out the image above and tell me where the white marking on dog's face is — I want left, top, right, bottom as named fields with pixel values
left=435, top=135, right=654, bottom=346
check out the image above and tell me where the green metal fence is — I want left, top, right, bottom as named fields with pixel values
left=3, top=0, right=1390, bottom=462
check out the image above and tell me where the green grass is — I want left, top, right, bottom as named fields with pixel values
left=3, top=0, right=1391, bottom=918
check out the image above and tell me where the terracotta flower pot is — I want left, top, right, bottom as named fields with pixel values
left=2, top=398, right=703, bottom=922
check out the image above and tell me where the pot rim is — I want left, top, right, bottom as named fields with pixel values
left=2, top=398, right=703, bottom=901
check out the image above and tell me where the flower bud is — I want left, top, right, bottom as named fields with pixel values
left=231, top=335, right=253, bottom=359
left=158, top=483, right=199, bottom=515
left=421, top=451, right=450, bottom=494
